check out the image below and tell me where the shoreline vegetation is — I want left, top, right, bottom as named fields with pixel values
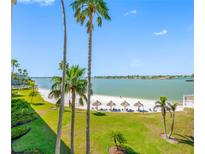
left=32, top=74, right=194, bottom=80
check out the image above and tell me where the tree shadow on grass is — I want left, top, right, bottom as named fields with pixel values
left=12, top=98, right=70, bottom=154
left=175, top=134, right=194, bottom=146
left=31, top=102, right=45, bottom=106
left=93, top=112, right=106, bottom=116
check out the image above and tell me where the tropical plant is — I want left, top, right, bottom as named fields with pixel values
left=50, top=65, right=87, bottom=154
left=18, top=68, right=22, bottom=75
left=71, top=1, right=111, bottom=153
left=111, top=131, right=127, bottom=150
left=28, top=80, right=38, bottom=103
left=59, top=60, right=69, bottom=71
left=67, top=65, right=87, bottom=154
left=11, top=59, right=19, bottom=73
left=153, top=96, right=170, bottom=138
left=167, top=102, right=178, bottom=138
left=55, top=0, right=68, bottom=153
left=48, top=76, right=64, bottom=107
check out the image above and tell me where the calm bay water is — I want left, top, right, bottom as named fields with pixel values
left=33, top=78, right=194, bottom=101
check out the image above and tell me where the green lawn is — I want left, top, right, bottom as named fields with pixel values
left=12, top=89, right=194, bottom=154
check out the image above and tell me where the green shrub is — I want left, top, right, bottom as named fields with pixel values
left=93, top=112, right=106, bottom=116
left=12, top=114, right=37, bottom=128
left=11, top=126, right=31, bottom=141
left=22, top=148, right=43, bottom=154
left=111, top=131, right=127, bottom=148
left=12, top=108, right=34, bottom=117
left=121, top=145, right=139, bottom=154
left=12, top=99, right=32, bottom=113
left=15, top=148, right=44, bottom=154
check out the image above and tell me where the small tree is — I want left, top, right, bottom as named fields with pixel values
left=111, top=131, right=127, bottom=150
left=167, top=102, right=178, bottom=138
left=154, top=96, right=170, bottom=138
left=28, top=80, right=38, bottom=103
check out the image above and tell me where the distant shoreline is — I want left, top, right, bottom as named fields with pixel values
left=32, top=75, right=193, bottom=80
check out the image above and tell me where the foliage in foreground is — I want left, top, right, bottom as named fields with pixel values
left=11, top=98, right=39, bottom=153
left=12, top=99, right=37, bottom=128
left=14, top=148, right=44, bottom=154
left=111, top=131, right=127, bottom=148
left=12, top=126, right=31, bottom=141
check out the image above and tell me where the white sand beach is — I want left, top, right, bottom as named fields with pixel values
left=38, top=88, right=184, bottom=112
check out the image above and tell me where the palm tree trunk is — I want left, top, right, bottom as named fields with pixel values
left=169, top=112, right=175, bottom=138
left=163, top=115, right=167, bottom=138
left=86, top=14, right=93, bottom=154
left=71, top=88, right=76, bottom=154
left=55, top=0, right=67, bottom=153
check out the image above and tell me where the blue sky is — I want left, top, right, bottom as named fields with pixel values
left=12, top=0, right=193, bottom=77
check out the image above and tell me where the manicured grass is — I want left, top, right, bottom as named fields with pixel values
left=12, top=89, right=194, bottom=154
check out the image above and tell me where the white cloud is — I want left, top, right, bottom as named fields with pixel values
left=130, top=59, right=143, bottom=67
left=18, top=0, right=55, bottom=6
left=153, top=29, right=168, bottom=36
left=124, top=10, right=137, bottom=16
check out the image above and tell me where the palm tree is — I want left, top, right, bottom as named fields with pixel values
left=55, top=0, right=68, bottom=153
left=59, top=60, right=69, bottom=71
left=17, top=68, right=22, bottom=75
left=71, top=1, right=111, bottom=153
left=49, top=66, right=87, bottom=154
left=11, top=59, right=19, bottom=73
left=28, top=80, right=38, bottom=103
left=154, top=96, right=169, bottom=138
left=67, top=65, right=87, bottom=154
left=167, top=102, right=178, bottom=138
left=48, top=76, right=65, bottom=107
left=22, top=69, right=28, bottom=76
left=22, top=69, right=29, bottom=86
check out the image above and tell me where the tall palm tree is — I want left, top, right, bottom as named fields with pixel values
left=67, top=65, right=87, bottom=154
left=154, top=96, right=169, bottom=138
left=11, top=59, right=19, bottom=73
left=167, top=102, right=178, bottom=138
left=55, top=0, right=68, bottom=153
left=71, top=1, right=111, bottom=153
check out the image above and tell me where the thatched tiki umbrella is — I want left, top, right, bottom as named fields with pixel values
left=121, top=101, right=130, bottom=111
left=134, top=101, right=144, bottom=111
left=107, top=100, right=116, bottom=110
left=92, top=100, right=102, bottom=111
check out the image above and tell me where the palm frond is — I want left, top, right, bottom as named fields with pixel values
left=97, top=16, right=102, bottom=27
